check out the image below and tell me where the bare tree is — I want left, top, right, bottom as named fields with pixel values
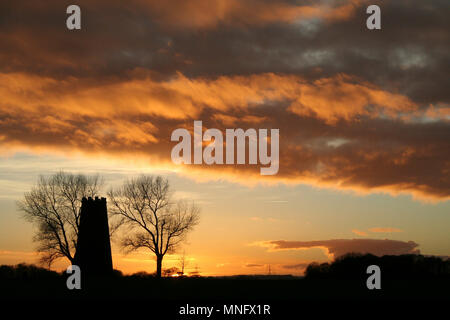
left=178, top=250, right=189, bottom=275
left=17, top=171, right=103, bottom=266
left=108, top=175, right=200, bottom=278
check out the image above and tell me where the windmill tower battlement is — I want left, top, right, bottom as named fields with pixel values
left=74, top=196, right=113, bottom=275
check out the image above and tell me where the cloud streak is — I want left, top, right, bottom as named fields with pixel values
left=352, top=229, right=368, bottom=237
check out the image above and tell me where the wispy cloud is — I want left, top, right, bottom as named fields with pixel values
left=352, top=227, right=404, bottom=236
left=352, top=229, right=368, bottom=237
left=281, top=263, right=309, bottom=270
left=244, top=263, right=265, bottom=268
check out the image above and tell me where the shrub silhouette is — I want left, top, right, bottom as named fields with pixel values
left=305, top=253, right=450, bottom=280
left=0, top=263, right=60, bottom=281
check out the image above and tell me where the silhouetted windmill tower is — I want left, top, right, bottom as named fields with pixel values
left=74, top=197, right=113, bottom=276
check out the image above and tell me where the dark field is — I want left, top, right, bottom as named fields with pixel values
left=1, top=254, right=448, bottom=317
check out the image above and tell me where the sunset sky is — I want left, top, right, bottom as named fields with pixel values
left=0, top=0, right=449, bottom=276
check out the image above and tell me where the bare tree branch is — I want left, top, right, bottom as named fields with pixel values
left=108, top=175, right=200, bottom=277
left=17, top=171, right=103, bottom=266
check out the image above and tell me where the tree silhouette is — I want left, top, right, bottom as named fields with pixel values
left=178, top=250, right=188, bottom=275
left=108, top=175, right=199, bottom=278
left=163, top=267, right=179, bottom=277
left=17, top=172, right=103, bottom=266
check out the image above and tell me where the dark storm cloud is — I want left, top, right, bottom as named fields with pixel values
left=261, top=239, right=421, bottom=258
left=0, top=0, right=449, bottom=200
left=1, top=0, right=448, bottom=105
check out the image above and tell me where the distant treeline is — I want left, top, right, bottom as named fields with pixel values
left=305, top=253, right=450, bottom=280
left=1, top=253, right=449, bottom=282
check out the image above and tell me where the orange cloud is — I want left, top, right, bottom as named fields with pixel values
left=288, top=75, right=417, bottom=124
left=0, top=72, right=418, bottom=123
left=0, top=71, right=448, bottom=201
left=352, top=229, right=368, bottom=237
